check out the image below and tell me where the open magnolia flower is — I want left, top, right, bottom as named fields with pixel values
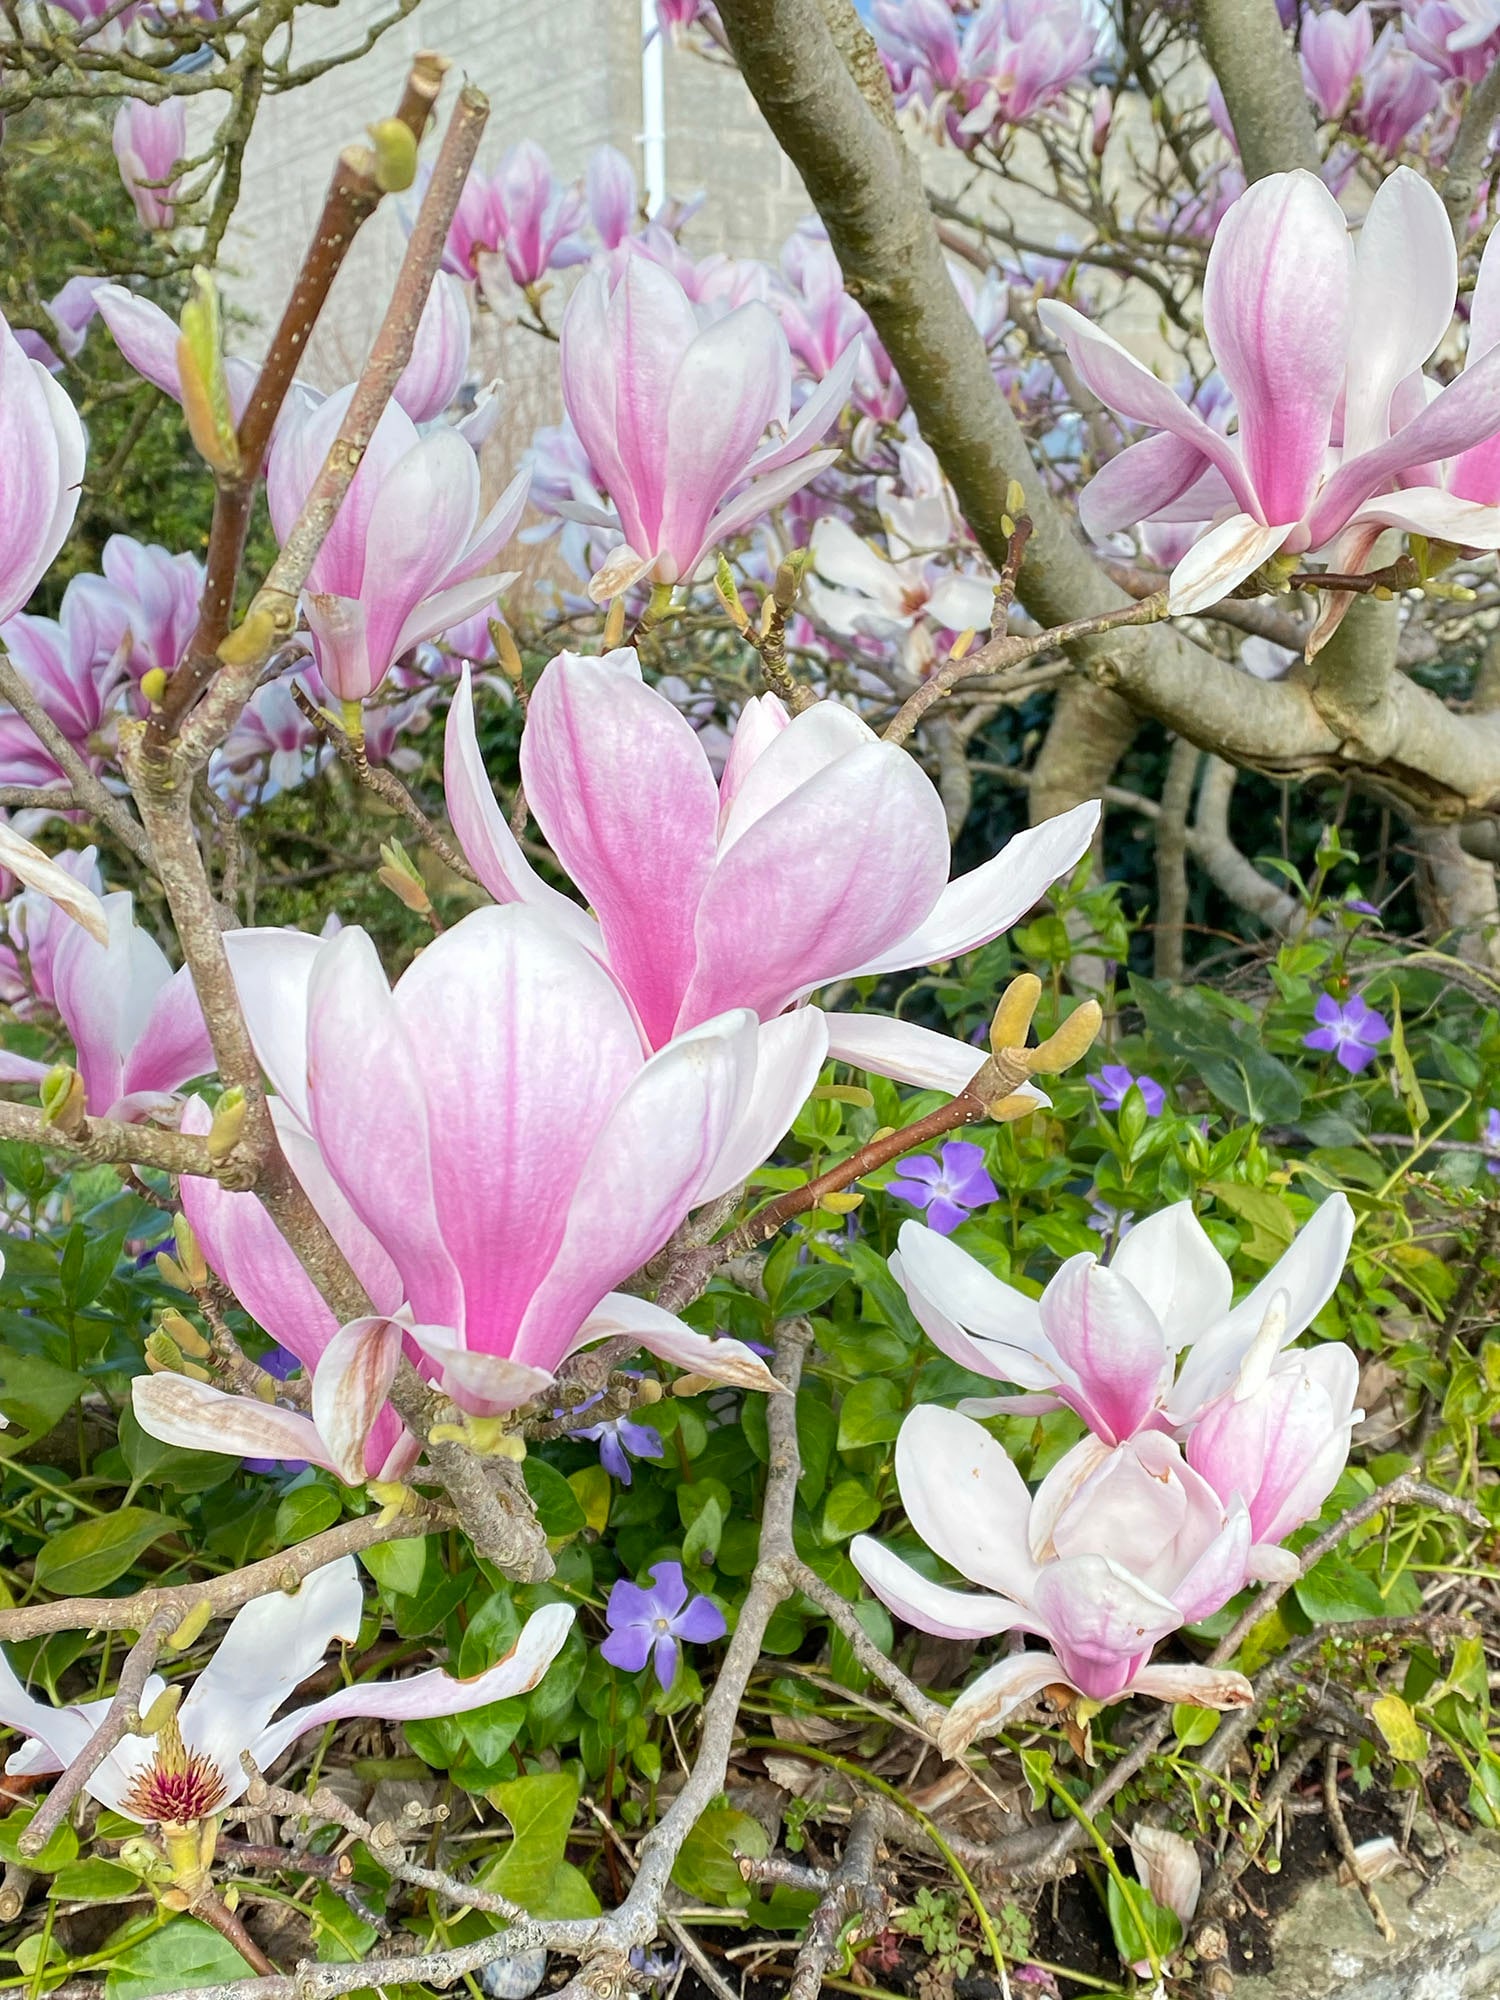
left=444, top=649, right=1097, bottom=1090
left=0, top=1560, right=573, bottom=1827
left=852, top=1407, right=1255, bottom=1757
left=557, top=251, right=858, bottom=600
left=0, top=311, right=87, bottom=628
left=895, top=1195, right=1358, bottom=1577
left=132, top=906, right=822, bottom=1473
left=1041, top=167, right=1500, bottom=622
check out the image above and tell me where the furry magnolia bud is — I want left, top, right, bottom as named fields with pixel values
left=39, top=1064, right=86, bottom=1135
left=1027, top=999, right=1103, bottom=1075
left=989, top=973, right=1042, bottom=1055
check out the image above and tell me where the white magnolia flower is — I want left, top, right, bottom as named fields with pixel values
left=0, top=1559, right=572, bottom=1826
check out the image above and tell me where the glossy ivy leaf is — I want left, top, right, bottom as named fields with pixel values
left=34, top=1510, right=181, bottom=1596
left=671, top=1806, right=768, bottom=1908
left=106, top=1918, right=251, bottom=2000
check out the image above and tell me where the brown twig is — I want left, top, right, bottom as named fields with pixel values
left=786, top=1808, right=886, bottom=2000
left=1323, top=1742, right=1397, bottom=1942
left=0, top=1097, right=217, bottom=1180
left=786, top=1560, right=943, bottom=1740
left=216, top=1840, right=389, bottom=1938
left=193, top=1890, right=280, bottom=1976
left=155, top=52, right=450, bottom=739
left=20, top=1611, right=175, bottom=1855
left=882, top=590, right=1168, bottom=747
left=0, top=786, right=76, bottom=811
left=0, top=1503, right=447, bottom=1642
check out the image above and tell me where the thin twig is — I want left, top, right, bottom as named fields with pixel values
left=0, top=1097, right=217, bottom=1180
left=0, top=653, right=155, bottom=873
left=1412, top=1204, right=1500, bottom=1453
left=786, top=1808, right=886, bottom=2000
left=1323, top=1742, right=1397, bottom=1942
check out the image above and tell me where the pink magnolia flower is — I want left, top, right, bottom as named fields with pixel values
left=209, top=678, right=325, bottom=806
left=392, top=271, right=471, bottom=423
left=112, top=98, right=187, bottom=230
left=557, top=254, right=858, bottom=599
left=6, top=845, right=105, bottom=1020
left=95, top=284, right=258, bottom=423
left=0, top=1558, right=572, bottom=1826
left=93, top=534, right=203, bottom=684
left=266, top=388, right=528, bottom=702
left=1348, top=25, right=1443, bottom=153
left=443, top=141, right=590, bottom=288
left=587, top=145, right=639, bottom=252
left=444, top=650, right=1098, bottom=1081
left=852, top=1407, right=1255, bottom=1756
left=1041, top=167, right=1500, bottom=615
left=1402, top=0, right=1500, bottom=82
left=133, top=1095, right=419, bottom=1484
left=894, top=1195, right=1357, bottom=1578
left=873, top=0, right=1099, bottom=143
left=1300, top=2, right=1374, bottom=118
left=0, top=593, right=128, bottom=749
left=773, top=227, right=868, bottom=378
left=0, top=313, right=87, bottom=625
left=212, top=905, right=823, bottom=1431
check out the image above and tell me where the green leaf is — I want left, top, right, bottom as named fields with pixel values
left=1201, top=1181, right=1296, bottom=1263
left=458, top=1592, right=522, bottom=1679
left=274, top=1484, right=342, bottom=1545
left=106, top=1917, right=251, bottom=2000
left=820, top=1478, right=880, bottom=1543
left=359, top=1535, right=428, bottom=1597
left=1294, top=1554, right=1389, bottom=1623
left=49, top=1859, right=140, bottom=1901
left=0, top=1350, right=87, bottom=1435
left=1105, top=1874, right=1182, bottom=1971
left=1171, top=1704, right=1220, bottom=1749
left=0, top=1808, right=76, bottom=1872
left=310, top=1882, right=381, bottom=1960
left=837, top=1377, right=902, bottom=1451
left=569, top=1463, right=611, bottom=1534
left=1371, top=1693, right=1430, bottom=1764
left=671, top=1805, right=769, bottom=1907
left=116, top=1407, right=235, bottom=1494
left=1387, top=994, right=1428, bottom=1131
left=681, top=1495, right=724, bottom=1569
left=479, top=1771, right=599, bottom=1919
left=523, top=1457, right=587, bottom=1537
left=776, top=1261, right=852, bottom=1317
left=34, top=1509, right=181, bottom=1597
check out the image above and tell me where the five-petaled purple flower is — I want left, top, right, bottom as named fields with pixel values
left=1484, top=1107, right=1500, bottom=1177
left=1303, top=992, right=1389, bottom=1075
left=1088, top=1063, right=1166, bottom=1117
left=886, top=1139, right=997, bottom=1236
left=601, top=1560, right=725, bottom=1690
left=572, top=1393, right=665, bottom=1486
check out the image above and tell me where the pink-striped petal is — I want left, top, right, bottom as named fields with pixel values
left=566, top=1291, right=785, bottom=1393
left=1167, top=515, right=1295, bottom=614
left=1342, top=167, right=1455, bottom=461
left=850, top=1535, right=1026, bottom=1641
left=1078, top=431, right=1216, bottom=541
left=657, top=302, right=791, bottom=576
left=311, top=1316, right=405, bottom=1483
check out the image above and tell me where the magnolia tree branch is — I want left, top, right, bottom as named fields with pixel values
left=175, top=83, right=491, bottom=774
left=1191, top=0, right=1320, bottom=181
left=0, top=1503, right=449, bottom=1642
left=156, top=50, right=451, bottom=738
left=0, top=1098, right=217, bottom=1179
left=1443, top=62, right=1500, bottom=243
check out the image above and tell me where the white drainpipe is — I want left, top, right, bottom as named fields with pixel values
left=640, top=0, right=668, bottom=216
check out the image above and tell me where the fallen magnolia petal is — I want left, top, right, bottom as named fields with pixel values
left=1339, top=1835, right=1406, bottom=1886
left=131, top=1371, right=339, bottom=1473
left=0, top=826, right=109, bottom=945
left=310, top=1315, right=406, bottom=1484
left=1128, top=1825, right=1202, bottom=1928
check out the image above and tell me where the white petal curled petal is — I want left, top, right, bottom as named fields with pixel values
left=1167, top=516, right=1296, bottom=616
left=894, top=1404, right=1041, bottom=1601
left=311, top=1316, right=405, bottom=1484
left=849, top=1535, right=1027, bottom=1641
left=567, top=1291, right=786, bottom=1394
left=0, top=826, right=109, bottom=945
left=130, top=1372, right=336, bottom=1470
left=934, top=1650, right=1070, bottom=1758
left=246, top=1602, right=576, bottom=1772
left=1126, top=1661, right=1254, bottom=1709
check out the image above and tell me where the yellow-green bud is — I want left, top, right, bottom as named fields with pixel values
left=1027, top=999, right=1104, bottom=1075
left=773, top=546, right=810, bottom=613
left=714, top=553, right=751, bottom=632
left=158, top=1309, right=211, bottom=1360
left=164, top=1599, right=214, bottom=1653
left=367, top=117, right=418, bottom=192
left=172, top=1214, right=208, bottom=1288
left=989, top=973, right=1042, bottom=1055
left=39, top=1064, right=86, bottom=1134
left=178, top=269, right=241, bottom=476
left=139, top=667, right=168, bottom=707
left=207, top=1086, right=247, bottom=1164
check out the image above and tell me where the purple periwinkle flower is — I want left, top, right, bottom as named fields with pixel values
left=886, top=1139, right=997, bottom=1236
left=1303, top=992, right=1389, bottom=1075
left=572, top=1393, right=664, bottom=1486
left=1088, top=1063, right=1166, bottom=1117
left=600, top=1560, right=726, bottom=1691
left=243, top=1345, right=311, bottom=1476
left=1483, top=1107, right=1500, bottom=1176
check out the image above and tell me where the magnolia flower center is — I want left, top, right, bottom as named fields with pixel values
left=121, top=1713, right=227, bottom=1828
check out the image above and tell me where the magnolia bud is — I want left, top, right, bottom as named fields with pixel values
left=139, top=667, right=168, bottom=708
left=1129, top=1825, right=1202, bottom=1928
left=714, top=553, right=751, bottom=632
left=601, top=596, right=628, bottom=649
left=1090, top=84, right=1112, bottom=157
left=634, top=1377, right=663, bottom=1405
left=178, top=269, right=241, bottom=476
left=377, top=839, right=432, bottom=916
left=217, top=605, right=279, bottom=668
left=773, top=546, right=810, bottom=614
left=1006, top=479, right=1027, bottom=519
left=165, top=1598, right=214, bottom=1652
left=207, top=1086, right=248, bottom=1164
left=157, top=1308, right=211, bottom=1360
left=820, top=1189, right=864, bottom=1214
left=173, top=1214, right=209, bottom=1289
left=990, top=973, right=1042, bottom=1055
left=39, top=1064, right=86, bottom=1135
left=988, top=1090, right=1041, bottom=1124
left=367, top=117, right=418, bottom=192
left=1027, top=999, right=1103, bottom=1075
left=490, top=618, right=525, bottom=681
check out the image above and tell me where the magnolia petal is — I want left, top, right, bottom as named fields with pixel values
left=311, top=1316, right=404, bottom=1484
left=178, top=1557, right=365, bottom=1801
left=1346, top=487, right=1500, bottom=551
left=850, top=1533, right=1026, bottom=1641
left=401, top=1321, right=555, bottom=1416
left=1108, top=1202, right=1232, bottom=1350
left=895, top=1220, right=1049, bottom=1364
left=935, top=1650, right=1070, bottom=1758
left=1342, top=167, right=1456, bottom=461
left=1127, top=1660, right=1254, bottom=1709
left=824, top=1013, right=983, bottom=1096
left=247, top=1601, right=576, bottom=1773
left=698, top=1007, right=828, bottom=1205
left=1168, top=515, right=1296, bottom=615
left=1039, top=1255, right=1170, bottom=1446
left=1078, top=431, right=1215, bottom=541
left=569, top=1290, right=786, bottom=1393
left=130, top=1372, right=335, bottom=1470
left=895, top=1404, right=1041, bottom=1601
left=223, top=927, right=324, bottom=1127
left=0, top=827, right=108, bottom=945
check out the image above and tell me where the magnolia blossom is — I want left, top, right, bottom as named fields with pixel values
left=444, top=141, right=590, bottom=288
left=587, top=145, right=639, bottom=252
left=807, top=439, right=996, bottom=670
left=1300, top=2, right=1374, bottom=118
left=558, top=254, right=857, bottom=599
left=96, top=285, right=257, bottom=425
left=392, top=272, right=472, bottom=424
left=267, top=388, right=527, bottom=702
left=0, top=313, right=86, bottom=627
left=444, top=650, right=1098, bottom=1084
left=113, top=98, right=186, bottom=230
left=1040, top=168, right=1500, bottom=619
left=94, top=535, right=203, bottom=684
left=1405, top=0, right=1500, bottom=77
left=852, top=1407, right=1255, bottom=1756
left=1350, top=25, right=1443, bottom=153
left=874, top=0, right=1099, bottom=143
left=0, top=1559, right=572, bottom=1825
left=133, top=1097, right=418, bottom=1484
left=5, top=845, right=107, bottom=1029
left=183, top=906, right=824, bottom=1447
left=0, top=598, right=128, bottom=751
left=894, top=1196, right=1358, bottom=1575
left=209, top=679, right=324, bottom=806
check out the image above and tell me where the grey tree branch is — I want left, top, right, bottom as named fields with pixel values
left=0, top=654, right=155, bottom=875
left=1153, top=736, right=1199, bottom=980
left=1443, top=62, right=1500, bottom=243
left=0, top=1098, right=217, bottom=1179
left=1191, top=0, right=1320, bottom=180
